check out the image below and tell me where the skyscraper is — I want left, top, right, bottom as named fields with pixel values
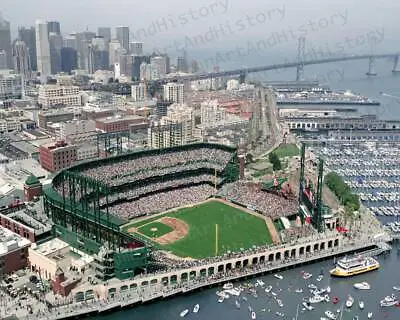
left=35, top=20, right=51, bottom=82
left=18, top=26, right=37, bottom=71
left=129, top=42, right=143, bottom=55
left=13, top=40, right=31, bottom=77
left=75, top=31, right=95, bottom=72
left=115, top=26, right=129, bottom=52
left=49, top=32, right=62, bottom=74
left=47, top=21, right=61, bottom=35
left=62, top=35, right=78, bottom=73
left=98, top=27, right=111, bottom=43
left=0, top=12, right=12, bottom=69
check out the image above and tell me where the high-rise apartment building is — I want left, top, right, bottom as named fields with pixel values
left=0, top=13, right=12, bottom=69
left=109, top=39, right=122, bottom=67
left=13, top=40, right=31, bottom=77
left=47, top=21, right=61, bottom=35
left=129, top=42, right=143, bottom=55
left=200, top=100, right=227, bottom=125
left=18, top=26, right=37, bottom=71
left=49, top=32, right=62, bottom=74
left=98, top=27, right=111, bottom=43
left=150, top=56, right=167, bottom=78
left=131, top=83, right=145, bottom=101
left=35, top=20, right=51, bottom=83
left=115, top=26, right=129, bottom=52
left=163, top=82, right=184, bottom=104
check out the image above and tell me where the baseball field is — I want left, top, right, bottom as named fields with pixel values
left=123, top=199, right=273, bottom=259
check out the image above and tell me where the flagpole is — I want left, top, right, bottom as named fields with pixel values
left=215, top=224, right=218, bottom=256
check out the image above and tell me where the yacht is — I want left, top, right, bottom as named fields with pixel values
left=309, top=295, right=325, bottom=304
left=218, top=296, right=224, bottom=303
left=353, top=282, right=371, bottom=290
left=225, top=288, right=241, bottom=296
left=346, top=295, right=354, bottom=308
left=325, top=310, right=337, bottom=320
left=265, top=285, right=272, bottom=293
left=251, top=311, right=256, bottom=319
left=380, top=295, right=398, bottom=307
left=180, top=309, right=189, bottom=317
left=358, top=300, right=364, bottom=310
left=330, top=256, right=379, bottom=277
left=302, top=301, right=314, bottom=310
left=193, top=304, right=199, bottom=313
left=223, top=283, right=233, bottom=290
left=274, top=274, right=283, bottom=280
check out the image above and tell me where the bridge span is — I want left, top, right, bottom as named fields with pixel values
left=153, top=53, right=399, bottom=83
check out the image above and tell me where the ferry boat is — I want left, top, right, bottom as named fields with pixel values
left=330, top=256, right=379, bottom=277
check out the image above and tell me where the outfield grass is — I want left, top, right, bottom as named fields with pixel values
left=271, top=143, right=299, bottom=158
left=123, top=200, right=273, bottom=259
left=137, top=221, right=173, bottom=238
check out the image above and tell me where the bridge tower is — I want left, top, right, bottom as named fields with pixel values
left=296, top=37, right=306, bottom=81
left=392, top=54, right=400, bottom=74
left=366, top=56, right=377, bottom=76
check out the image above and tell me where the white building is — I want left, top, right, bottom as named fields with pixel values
left=163, top=82, right=184, bottom=104
left=226, top=79, right=240, bottom=90
left=109, top=40, right=121, bottom=67
left=59, top=119, right=96, bottom=144
left=38, top=85, right=81, bottom=107
left=200, top=100, right=227, bottom=125
left=131, top=83, right=145, bottom=101
left=76, top=144, right=98, bottom=161
left=0, top=118, right=21, bottom=132
left=148, top=104, right=194, bottom=149
left=35, top=20, right=51, bottom=83
left=0, top=70, right=22, bottom=99
left=150, top=56, right=167, bottom=78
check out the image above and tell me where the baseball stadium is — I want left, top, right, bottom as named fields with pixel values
left=43, top=143, right=321, bottom=281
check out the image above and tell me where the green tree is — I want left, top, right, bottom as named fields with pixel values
left=268, top=152, right=282, bottom=171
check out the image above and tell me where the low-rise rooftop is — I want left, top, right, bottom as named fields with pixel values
left=0, top=226, right=31, bottom=256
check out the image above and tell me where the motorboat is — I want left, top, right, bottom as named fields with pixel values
left=325, top=310, right=337, bottom=320
left=359, top=300, right=364, bottom=310
left=256, top=279, right=265, bottom=286
left=380, top=294, right=398, bottom=307
left=193, top=304, right=199, bottom=313
left=302, top=301, right=314, bottom=310
left=367, top=312, right=373, bottom=318
left=216, top=291, right=229, bottom=299
left=218, top=296, right=224, bottom=303
left=325, top=286, right=331, bottom=293
left=180, top=309, right=189, bottom=317
left=352, top=316, right=359, bottom=320
left=346, top=295, right=354, bottom=308
left=320, top=318, right=328, bottom=320
left=393, top=286, right=400, bottom=291
left=265, top=285, right=272, bottom=293
left=353, top=282, right=371, bottom=290
left=277, top=299, right=284, bottom=307
left=317, top=275, right=324, bottom=282
left=275, top=312, right=284, bottom=317
left=309, top=295, right=325, bottom=304
left=308, top=284, right=317, bottom=290
left=223, top=283, right=233, bottom=290
left=332, top=296, right=339, bottom=304
left=225, top=288, right=241, bottom=296
left=324, top=294, right=330, bottom=302
left=295, top=288, right=303, bottom=293
left=302, top=271, right=313, bottom=280
left=235, top=299, right=240, bottom=309
left=274, top=274, right=283, bottom=280
left=330, top=257, right=379, bottom=277
left=251, top=311, right=256, bottom=319
left=271, top=291, right=277, bottom=296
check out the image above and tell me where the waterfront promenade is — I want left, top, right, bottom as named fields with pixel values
left=17, top=232, right=388, bottom=320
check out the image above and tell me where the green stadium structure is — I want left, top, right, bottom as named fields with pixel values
left=43, top=143, right=239, bottom=280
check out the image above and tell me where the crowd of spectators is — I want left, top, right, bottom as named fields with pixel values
left=223, top=182, right=298, bottom=219
left=80, top=148, right=234, bottom=186
left=109, top=184, right=215, bottom=219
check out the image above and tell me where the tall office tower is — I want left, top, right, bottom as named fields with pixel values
left=0, top=13, right=12, bottom=68
left=61, top=47, right=77, bottom=73
left=118, top=53, right=131, bottom=77
left=132, top=55, right=150, bottom=81
left=150, top=56, right=167, bottom=78
left=35, top=20, right=51, bottom=83
left=129, top=42, right=143, bottom=55
left=163, top=83, right=184, bottom=104
left=63, top=34, right=77, bottom=49
left=13, top=40, right=31, bottom=77
left=0, top=51, right=6, bottom=69
left=109, top=39, right=121, bottom=67
left=115, top=26, right=129, bottom=52
left=176, top=55, right=188, bottom=73
left=98, top=27, right=111, bottom=43
left=49, top=32, right=62, bottom=74
left=47, top=21, right=61, bottom=35
left=18, top=26, right=37, bottom=71
left=190, top=59, right=199, bottom=73
left=88, top=36, right=109, bottom=73
left=75, top=31, right=95, bottom=71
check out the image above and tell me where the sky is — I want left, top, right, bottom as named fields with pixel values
left=2, top=0, right=399, bottom=67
